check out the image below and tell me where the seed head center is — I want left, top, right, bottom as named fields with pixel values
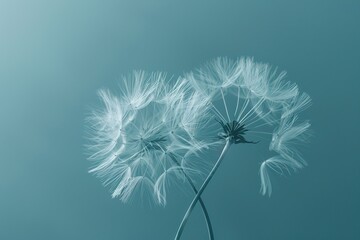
left=218, top=120, right=257, bottom=144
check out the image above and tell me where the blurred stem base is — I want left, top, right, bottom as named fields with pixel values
left=174, top=139, right=232, bottom=240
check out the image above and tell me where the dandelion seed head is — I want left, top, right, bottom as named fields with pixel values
left=184, top=57, right=311, bottom=196
left=86, top=72, right=212, bottom=205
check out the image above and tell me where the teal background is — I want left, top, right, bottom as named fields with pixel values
left=1, top=0, right=359, bottom=239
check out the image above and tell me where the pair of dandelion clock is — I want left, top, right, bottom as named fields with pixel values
left=85, top=57, right=311, bottom=239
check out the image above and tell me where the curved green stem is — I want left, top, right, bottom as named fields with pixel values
left=170, top=156, right=214, bottom=240
left=174, top=139, right=232, bottom=240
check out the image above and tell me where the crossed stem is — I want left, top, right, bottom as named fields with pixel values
left=170, top=156, right=214, bottom=240
left=175, top=139, right=232, bottom=240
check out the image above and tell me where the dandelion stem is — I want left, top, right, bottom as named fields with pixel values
left=170, top=156, right=214, bottom=240
left=174, top=139, right=232, bottom=240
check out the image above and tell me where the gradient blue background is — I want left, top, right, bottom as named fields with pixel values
left=1, top=0, right=359, bottom=239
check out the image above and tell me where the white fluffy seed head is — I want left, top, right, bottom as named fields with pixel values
left=86, top=72, right=212, bottom=205
left=184, top=57, right=311, bottom=196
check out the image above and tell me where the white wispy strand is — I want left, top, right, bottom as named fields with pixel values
left=235, top=58, right=299, bottom=124
left=86, top=90, right=127, bottom=173
left=260, top=155, right=299, bottom=196
left=186, top=57, right=240, bottom=98
left=154, top=166, right=191, bottom=205
left=260, top=117, right=310, bottom=196
left=281, top=92, right=312, bottom=119
left=120, top=71, right=164, bottom=111
left=157, top=77, right=189, bottom=107
left=236, top=58, right=299, bottom=102
left=270, top=116, right=311, bottom=169
left=179, top=91, right=212, bottom=137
